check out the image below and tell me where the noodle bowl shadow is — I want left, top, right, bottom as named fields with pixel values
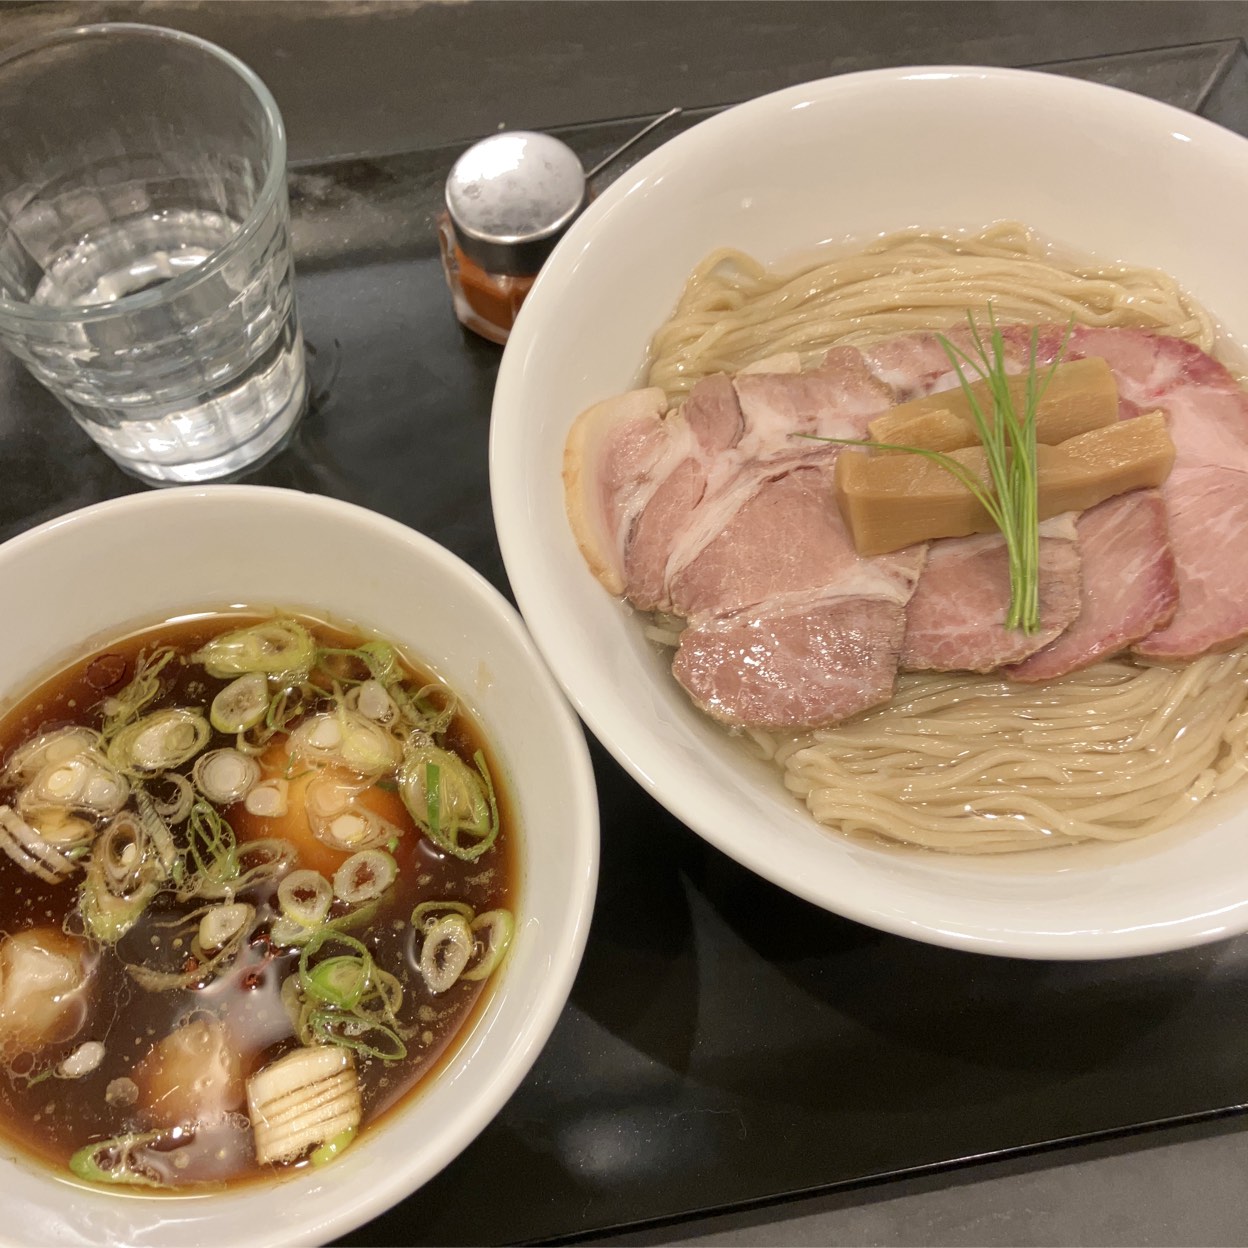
left=490, top=65, right=1248, bottom=960
left=0, top=486, right=598, bottom=1247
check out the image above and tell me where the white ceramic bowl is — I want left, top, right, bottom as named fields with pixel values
left=0, top=486, right=598, bottom=1246
left=491, top=65, right=1248, bottom=960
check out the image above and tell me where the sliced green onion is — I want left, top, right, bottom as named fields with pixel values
left=305, top=772, right=400, bottom=850
left=318, top=641, right=458, bottom=736
left=304, top=770, right=364, bottom=820
left=107, top=709, right=209, bottom=776
left=278, top=869, right=333, bottom=927
left=279, top=970, right=302, bottom=1028
left=27, top=808, right=94, bottom=851
left=192, top=748, right=261, bottom=805
left=29, top=761, right=90, bottom=806
left=134, top=790, right=178, bottom=875
left=462, top=909, right=515, bottom=982
left=308, top=1011, right=407, bottom=1061
left=286, top=932, right=405, bottom=1058
left=399, top=739, right=499, bottom=861
left=407, top=683, right=458, bottom=737
left=332, top=850, right=397, bottom=906
left=474, top=750, right=500, bottom=853
left=20, top=752, right=128, bottom=820
left=270, top=916, right=320, bottom=948
left=210, top=672, right=270, bottom=733
left=69, top=1131, right=171, bottom=1188
left=311, top=1125, right=357, bottom=1166
left=191, top=836, right=296, bottom=901
left=100, top=648, right=176, bottom=741
left=78, top=804, right=174, bottom=942
left=3, top=727, right=100, bottom=785
left=198, top=902, right=253, bottom=952
left=270, top=895, right=378, bottom=948
left=411, top=899, right=474, bottom=933
left=298, top=930, right=373, bottom=988
left=324, top=898, right=380, bottom=935
left=289, top=710, right=402, bottom=776
left=125, top=901, right=253, bottom=990
left=149, top=772, right=194, bottom=823
left=266, top=687, right=306, bottom=735
left=427, top=762, right=442, bottom=841
left=325, top=813, right=374, bottom=848
left=244, top=777, right=289, bottom=818
left=365, top=963, right=404, bottom=1017
left=181, top=800, right=239, bottom=893
left=306, top=956, right=370, bottom=1010
left=346, top=680, right=400, bottom=726
left=419, top=913, right=473, bottom=994
left=193, top=618, right=316, bottom=681
left=80, top=864, right=157, bottom=944
left=357, top=640, right=400, bottom=681
left=96, top=811, right=150, bottom=892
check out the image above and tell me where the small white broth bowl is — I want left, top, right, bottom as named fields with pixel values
left=491, top=65, right=1248, bottom=960
left=0, top=486, right=597, bottom=1246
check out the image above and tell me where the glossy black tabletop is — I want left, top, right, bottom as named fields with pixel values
left=1, top=35, right=1248, bottom=1248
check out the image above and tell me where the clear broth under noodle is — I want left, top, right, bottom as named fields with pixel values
left=643, top=223, right=1248, bottom=854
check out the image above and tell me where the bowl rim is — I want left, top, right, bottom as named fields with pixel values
left=0, top=484, right=600, bottom=1245
left=490, top=63, right=1248, bottom=961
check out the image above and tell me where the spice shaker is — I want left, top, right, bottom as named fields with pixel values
left=438, top=131, right=585, bottom=346
left=439, top=109, right=681, bottom=345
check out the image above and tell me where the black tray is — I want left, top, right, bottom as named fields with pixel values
left=2, top=38, right=1248, bottom=1248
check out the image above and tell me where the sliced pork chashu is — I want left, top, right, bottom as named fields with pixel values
left=1008, top=491, right=1178, bottom=681
left=902, top=516, right=1083, bottom=673
left=562, top=325, right=1248, bottom=731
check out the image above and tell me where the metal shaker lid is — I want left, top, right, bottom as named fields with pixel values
left=445, top=131, right=586, bottom=277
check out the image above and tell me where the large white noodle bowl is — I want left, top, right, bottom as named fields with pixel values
left=491, top=65, right=1248, bottom=959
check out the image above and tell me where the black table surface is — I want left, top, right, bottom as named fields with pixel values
left=2, top=32, right=1248, bottom=1248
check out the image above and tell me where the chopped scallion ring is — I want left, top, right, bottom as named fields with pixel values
left=419, top=913, right=473, bottom=994
left=278, top=869, right=333, bottom=928
left=192, top=748, right=261, bottom=805
left=333, top=850, right=397, bottom=906
left=210, top=672, right=270, bottom=733
left=462, top=909, right=515, bottom=981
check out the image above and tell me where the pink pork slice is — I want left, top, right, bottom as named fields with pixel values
left=621, top=374, right=742, bottom=612
left=1133, top=465, right=1248, bottom=660
left=672, top=593, right=911, bottom=730
left=627, top=356, right=902, bottom=617
left=901, top=523, right=1082, bottom=673
left=669, top=464, right=925, bottom=728
left=1070, top=328, right=1248, bottom=660
left=1008, top=491, right=1178, bottom=681
left=731, top=347, right=895, bottom=458
left=622, top=343, right=964, bottom=621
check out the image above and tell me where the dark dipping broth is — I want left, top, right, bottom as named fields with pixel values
left=0, top=611, right=516, bottom=1191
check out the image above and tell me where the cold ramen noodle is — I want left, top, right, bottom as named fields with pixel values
left=562, top=223, right=1248, bottom=853
left=0, top=612, right=514, bottom=1188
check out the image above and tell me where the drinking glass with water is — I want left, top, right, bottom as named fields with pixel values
left=0, top=23, right=306, bottom=484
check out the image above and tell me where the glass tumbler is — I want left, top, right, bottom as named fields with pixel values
left=0, top=23, right=307, bottom=484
